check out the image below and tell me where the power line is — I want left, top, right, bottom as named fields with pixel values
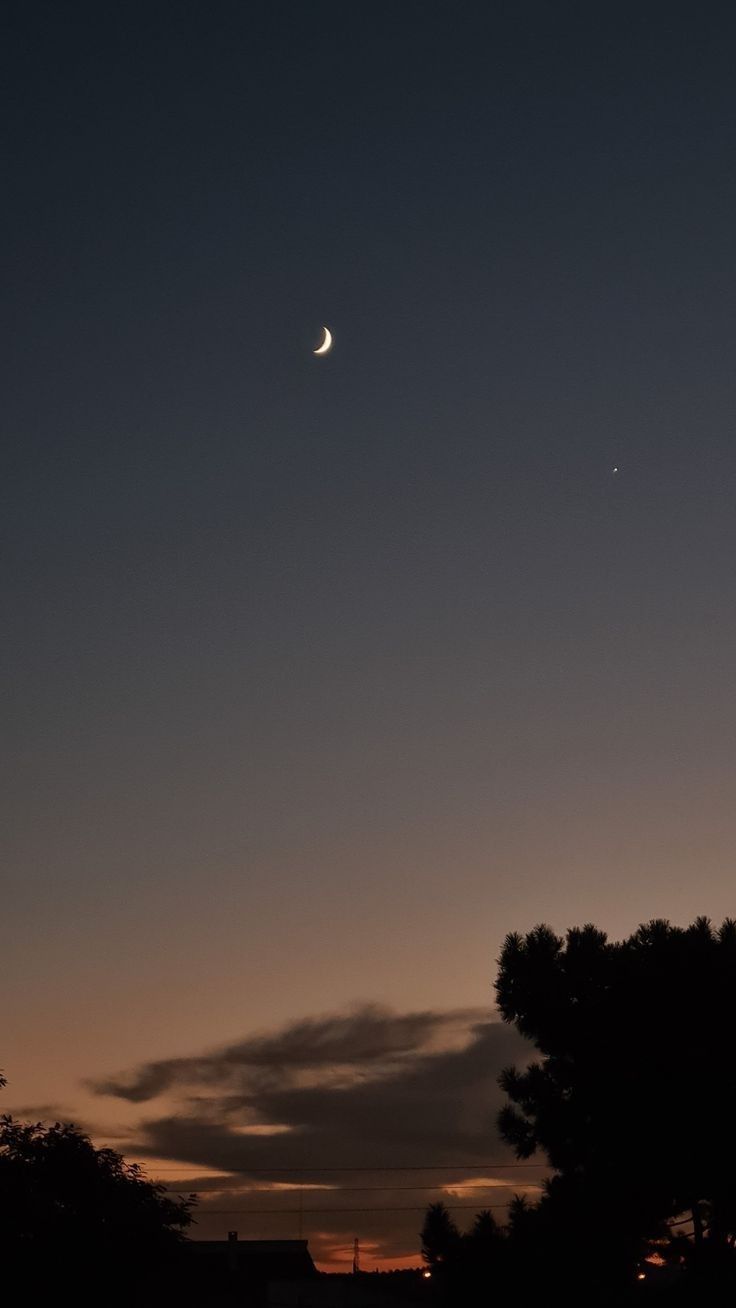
left=201, top=1203, right=514, bottom=1214
left=146, top=1162, right=544, bottom=1174
left=163, top=1183, right=543, bottom=1194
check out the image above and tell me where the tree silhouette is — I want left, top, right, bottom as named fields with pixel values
left=496, top=916, right=736, bottom=1291
left=418, top=1202, right=509, bottom=1303
left=420, top=1201, right=461, bottom=1269
left=467, top=1207, right=500, bottom=1247
left=461, top=1207, right=506, bottom=1291
left=0, top=1106, right=194, bottom=1300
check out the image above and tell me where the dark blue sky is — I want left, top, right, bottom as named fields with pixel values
left=3, top=0, right=736, bottom=1193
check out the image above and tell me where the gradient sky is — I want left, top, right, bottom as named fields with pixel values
left=4, top=0, right=736, bottom=1268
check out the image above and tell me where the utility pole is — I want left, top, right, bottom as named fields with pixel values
left=353, top=1237, right=360, bottom=1275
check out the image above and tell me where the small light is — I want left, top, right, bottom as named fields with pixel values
left=423, top=1270, right=432, bottom=1280
left=637, top=1272, right=646, bottom=1280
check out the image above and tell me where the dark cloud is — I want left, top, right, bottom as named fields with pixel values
left=92, top=1004, right=487, bottom=1103
left=130, top=1020, right=527, bottom=1171
left=95, top=1005, right=538, bottom=1267
left=1, top=1102, right=76, bottom=1124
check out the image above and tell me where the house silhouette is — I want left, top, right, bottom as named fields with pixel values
left=191, top=1232, right=318, bottom=1304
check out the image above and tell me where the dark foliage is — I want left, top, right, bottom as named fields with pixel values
left=495, top=916, right=736, bottom=1297
left=420, top=1200, right=461, bottom=1269
left=0, top=1107, right=194, bottom=1302
left=420, top=1200, right=508, bottom=1302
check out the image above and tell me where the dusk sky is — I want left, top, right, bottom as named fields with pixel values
left=4, top=0, right=736, bottom=1269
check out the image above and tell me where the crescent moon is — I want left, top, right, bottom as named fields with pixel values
left=313, top=326, right=333, bottom=355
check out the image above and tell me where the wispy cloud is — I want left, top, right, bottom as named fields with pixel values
left=93, top=1004, right=538, bottom=1268
left=92, top=1004, right=482, bottom=1102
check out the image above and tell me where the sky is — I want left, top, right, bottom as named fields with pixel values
left=3, top=0, right=736, bottom=1269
